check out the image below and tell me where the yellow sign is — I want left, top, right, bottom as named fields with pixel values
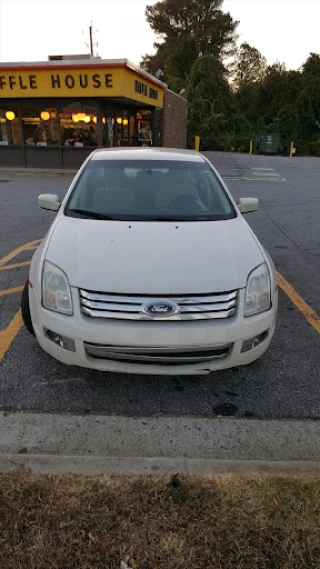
left=0, top=66, right=164, bottom=108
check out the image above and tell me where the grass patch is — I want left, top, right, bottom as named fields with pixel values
left=0, top=472, right=320, bottom=568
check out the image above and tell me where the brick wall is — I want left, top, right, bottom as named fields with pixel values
left=161, top=89, right=188, bottom=149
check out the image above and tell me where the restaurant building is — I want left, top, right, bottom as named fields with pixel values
left=0, top=56, right=188, bottom=169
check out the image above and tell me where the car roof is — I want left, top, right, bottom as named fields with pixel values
left=90, top=147, right=205, bottom=162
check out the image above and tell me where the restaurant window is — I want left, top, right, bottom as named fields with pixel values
left=130, top=115, right=136, bottom=145
left=107, top=109, right=154, bottom=148
left=102, top=105, right=117, bottom=148
left=137, top=110, right=153, bottom=147
left=101, top=116, right=115, bottom=148
left=21, top=105, right=59, bottom=146
left=59, top=103, right=98, bottom=147
left=122, top=110, right=130, bottom=146
left=0, top=105, right=21, bottom=146
left=114, top=110, right=132, bottom=147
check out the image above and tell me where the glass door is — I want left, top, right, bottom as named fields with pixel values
left=102, top=108, right=155, bottom=147
left=113, top=110, right=134, bottom=147
left=137, top=112, right=153, bottom=147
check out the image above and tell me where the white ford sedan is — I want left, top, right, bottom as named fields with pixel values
left=21, top=148, right=278, bottom=375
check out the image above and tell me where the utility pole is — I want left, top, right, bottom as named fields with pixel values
left=83, top=22, right=98, bottom=58
left=89, top=22, right=94, bottom=58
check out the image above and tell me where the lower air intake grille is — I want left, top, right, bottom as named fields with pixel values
left=84, top=343, right=232, bottom=365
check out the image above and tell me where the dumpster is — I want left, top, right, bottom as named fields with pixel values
left=258, top=133, right=279, bottom=155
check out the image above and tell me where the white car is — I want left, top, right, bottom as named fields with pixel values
left=21, top=148, right=278, bottom=376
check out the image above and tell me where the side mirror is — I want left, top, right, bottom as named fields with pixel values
left=238, top=197, right=259, bottom=214
left=38, top=194, right=61, bottom=211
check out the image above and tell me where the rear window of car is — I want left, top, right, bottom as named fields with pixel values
left=65, top=159, right=237, bottom=222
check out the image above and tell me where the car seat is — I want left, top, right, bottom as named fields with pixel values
left=155, top=169, right=202, bottom=211
left=105, top=169, right=127, bottom=188
left=134, top=170, right=163, bottom=208
left=92, top=187, right=136, bottom=214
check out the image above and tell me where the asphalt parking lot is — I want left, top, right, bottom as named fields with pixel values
left=0, top=152, right=319, bottom=419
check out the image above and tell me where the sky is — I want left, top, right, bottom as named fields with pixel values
left=0, top=0, right=319, bottom=70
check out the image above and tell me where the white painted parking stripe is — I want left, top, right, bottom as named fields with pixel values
left=248, top=167, right=286, bottom=182
left=243, top=177, right=286, bottom=182
left=251, top=172, right=280, bottom=176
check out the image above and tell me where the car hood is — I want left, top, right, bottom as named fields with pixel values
left=45, top=217, right=264, bottom=294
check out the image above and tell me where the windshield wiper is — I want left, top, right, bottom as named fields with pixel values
left=68, top=210, right=211, bottom=222
left=68, top=209, right=117, bottom=220
left=144, top=216, right=194, bottom=222
left=147, top=217, right=209, bottom=222
left=147, top=217, right=180, bottom=221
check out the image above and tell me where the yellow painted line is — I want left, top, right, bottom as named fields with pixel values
left=0, top=239, right=42, bottom=267
left=277, top=271, right=320, bottom=335
left=0, top=309, right=24, bottom=361
left=0, top=285, right=24, bottom=297
left=0, top=261, right=31, bottom=271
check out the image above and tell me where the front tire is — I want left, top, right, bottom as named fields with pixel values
left=21, top=281, right=35, bottom=336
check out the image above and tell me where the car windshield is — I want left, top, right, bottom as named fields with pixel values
left=65, top=159, right=236, bottom=221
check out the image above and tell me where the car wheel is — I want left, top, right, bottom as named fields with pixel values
left=21, top=281, right=35, bottom=336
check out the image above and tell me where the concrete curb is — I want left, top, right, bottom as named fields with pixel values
left=0, top=168, right=76, bottom=177
left=2, top=454, right=320, bottom=476
left=1, top=413, right=320, bottom=475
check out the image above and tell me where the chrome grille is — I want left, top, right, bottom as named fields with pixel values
left=84, top=343, right=231, bottom=365
left=80, top=289, right=238, bottom=321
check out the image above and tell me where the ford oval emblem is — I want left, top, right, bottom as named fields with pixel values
left=142, top=301, right=179, bottom=317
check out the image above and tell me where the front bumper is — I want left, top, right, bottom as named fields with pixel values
left=29, top=287, right=278, bottom=375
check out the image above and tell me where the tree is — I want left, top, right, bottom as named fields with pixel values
left=140, top=43, right=167, bottom=77
left=302, top=53, right=320, bottom=77
left=301, top=55, right=320, bottom=127
left=273, top=104, right=299, bottom=144
left=142, top=0, right=238, bottom=89
left=232, top=42, right=267, bottom=91
left=141, top=37, right=198, bottom=90
left=251, top=63, right=287, bottom=126
left=296, top=90, right=317, bottom=141
left=145, top=0, right=238, bottom=58
left=187, top=55, right=237, bottom=150
left=165, top=37, right=198, bottom=91
left=142, top=0, right=320, bottom=154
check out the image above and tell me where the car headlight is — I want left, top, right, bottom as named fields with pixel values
left=42, top=260, right=73, bottom=315
left=244, top=263, right=271, bottom=317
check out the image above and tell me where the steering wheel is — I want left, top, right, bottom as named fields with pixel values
left=168, top=195, right=206, bottom=211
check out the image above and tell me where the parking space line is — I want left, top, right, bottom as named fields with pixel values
left=0, top=241, right=40, bottom=361
left=0, top=310, right=24, bottom=361
left=243, top=177, right=287, bottom=182
left=0, top=239, right=41, bottom=267
left=277, top=271, right=320, bottom=335
left=222, top=177, right=286, bottom=182
left=0, top=286, right=24, bottom=297
left=0, top=261, right=31, bottom=271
